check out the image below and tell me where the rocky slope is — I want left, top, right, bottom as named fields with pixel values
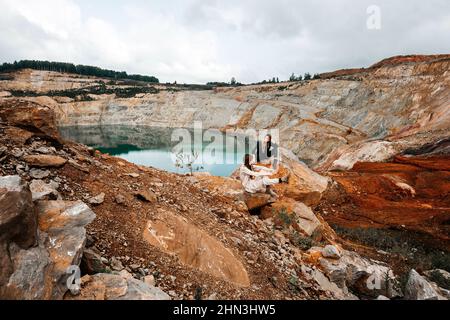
left=5, top=98, right=446, bottom=300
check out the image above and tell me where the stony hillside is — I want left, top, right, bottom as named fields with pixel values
left=0, top=55, right=449, bottom=300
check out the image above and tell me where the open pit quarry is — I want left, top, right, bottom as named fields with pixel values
left=0, top=55, right=449, bottom=300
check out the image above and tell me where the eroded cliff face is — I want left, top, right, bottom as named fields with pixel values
left=1, top=55, right=449, bottom=169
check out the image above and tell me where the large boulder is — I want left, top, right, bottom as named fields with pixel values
left=405, top=269, right=443, bottom=300
left=318, top=250, right=400, bottom=299
left=273, top=157, right=330, bottom=206
left=0, top=176, right=37, bottom=288
left=1, top=200, right=96, bottom=300
left=0, top=100, right=62, bottom=143
left=244, top=192, right=275, bottom=211
left=261, top=198, right=322, bottom=238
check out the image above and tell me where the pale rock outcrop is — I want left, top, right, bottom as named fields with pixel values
left=66, top=272, right=170, bottom=300
left=29, top=179, right=60, bottom=201
left=318, top=250, right=400, bottom=299
left=405, top=269, right=448, bottom=300
left=142, top=211, right=250, bottom=287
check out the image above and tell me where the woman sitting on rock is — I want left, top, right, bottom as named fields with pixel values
left=239, top=154, right=289, bottom=197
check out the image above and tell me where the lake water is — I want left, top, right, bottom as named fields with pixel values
left=59, top=126, right=255, bottom=177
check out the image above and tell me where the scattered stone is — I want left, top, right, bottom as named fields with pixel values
left=35, top=146, right=55, bottom=154
left=29, top=169, right=51, bottom=179
left=110, top=257, right=124, bottom=271
left=322, top=245, right=341, bottom=259
left=23, top=155, right=67, bottom=168
left=115, top=194, right=126, bottom=205
left=135, top=189, right=158, bottom=203
left=68, top=159, right=90, bottom=173
left=126, top=173, right=140, bottom=178
left=29, top=179, right=60, bottom=201
left=88, top=193, right=105, bottom=206
left=376, top=295, right=390, bottom=300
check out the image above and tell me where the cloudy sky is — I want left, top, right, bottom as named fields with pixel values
left=0, top=0, right=449, bottom=83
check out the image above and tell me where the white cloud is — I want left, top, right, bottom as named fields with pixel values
left=0, top=0, right=449, bottom=83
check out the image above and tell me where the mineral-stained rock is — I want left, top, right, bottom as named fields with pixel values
left=405, top=269, right=441, bottom=300
left=23, top=155, right=67, bottom=168
left=36, top=201, right=96, bottom=299
left=143, top=212, right=250, bottom=287
left=135, top=189, right=158, bottom=203
left=30, top=179, right=60, bottom=201
left=0, top=176, right=37, bottom=288
left=0, top=101, right=62, bottom=143
left=273, top=157, right=330, bottom=206
left=322, top=245, right=341, bottom=259
left=244, top=192, right=274, bottom=211
left=1, top=198, right=96, bottom=300
left=261, top=198, right=322, bottom=238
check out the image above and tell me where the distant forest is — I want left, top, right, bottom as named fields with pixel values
left=0, top=60, right=159, bottom=83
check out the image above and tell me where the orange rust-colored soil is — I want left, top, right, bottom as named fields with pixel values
left=315, top=156, right=450, bottom=250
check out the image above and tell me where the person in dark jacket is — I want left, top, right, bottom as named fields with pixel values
left=255, top=134, right=279, bottom=169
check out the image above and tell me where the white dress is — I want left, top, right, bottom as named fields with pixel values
left=239, top=165, right=279, bottom=194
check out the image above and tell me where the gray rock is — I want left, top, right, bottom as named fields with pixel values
left=119, top=278, right=170, bottom=300
left=4, top=238, right=51, bottom=300
left=322, top=245, right=341, bottom=259
left=2, top=200, right=96, bottom=300
left=30, top=179, right=60, bottom=201
left=81, top=248, right=107, bottom=275
left=36, top=200, right=96, bottom=299
left=110, top=257, right=124, bottom=271
left=29, top=169, right=51, bottom=179
left=0, top=176, right=37, bottom=288
left=376, top=295, right=390, bottom=300
left=405, top=269, right=440, bottom=300
left=423, top=269, right=450, bottom=291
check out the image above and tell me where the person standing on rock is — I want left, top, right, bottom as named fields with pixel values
left=255, top=134, right=279, bottom=169
left=239, top=154, right=289, bottom=198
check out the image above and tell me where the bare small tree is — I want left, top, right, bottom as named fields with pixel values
left=174, top=150, right=203, bottom=175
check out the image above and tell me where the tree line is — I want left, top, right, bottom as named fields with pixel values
left=0, top=60, right=159, bottom=83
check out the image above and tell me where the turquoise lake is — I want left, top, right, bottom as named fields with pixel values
left=59, top=126, right=255, bottom=177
